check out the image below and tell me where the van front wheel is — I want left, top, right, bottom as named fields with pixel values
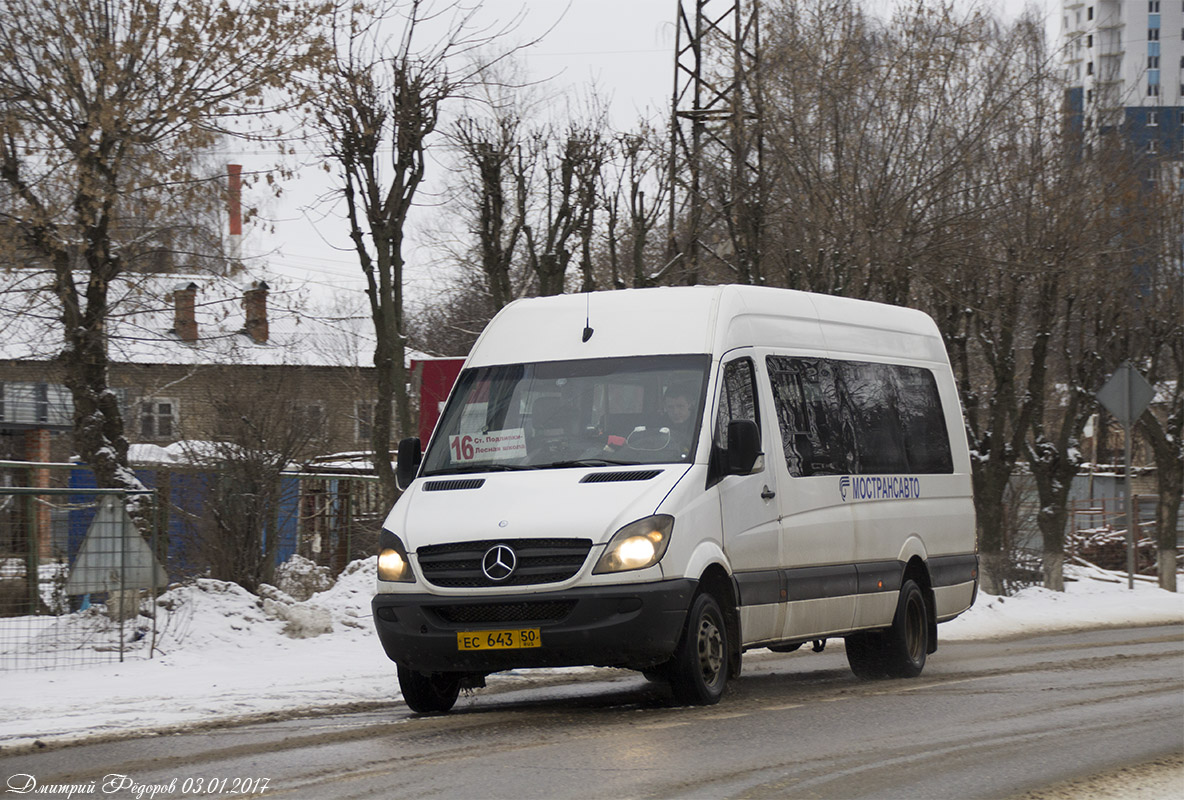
left=665, top=592, right=730, bottom=705
left=397, top=664, right=461, bottom=713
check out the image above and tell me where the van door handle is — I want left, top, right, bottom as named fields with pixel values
left=761, top=485, right=776, bottom=500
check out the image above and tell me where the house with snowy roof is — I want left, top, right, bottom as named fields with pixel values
left=0, top=268, right=389, bottom=574
left=0, top=270, right=379, bottom=466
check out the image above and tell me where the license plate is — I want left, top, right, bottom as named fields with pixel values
left=457, top=628, right=541, bottom=651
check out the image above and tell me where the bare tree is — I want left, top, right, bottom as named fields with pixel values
left=1135, top=187, right=1184, bottom=592
left=1140, top=354, right=1183, bottom=592
left=0, top=0, right=326, bottom=493
left=179, top=369, right=328, bottom=592
left=601, top=121, right=671, bottom=289
left=753, top=1, right=1048, bottom=592
left=989, top=20, right=1136, bottom=592
left=759, top=0, right=1022, bottom=303
left=450, top=112, right=529, bottom=310
left=520, top=115, right=611, bottom=296
left=310, top=0, right=523, bottom=506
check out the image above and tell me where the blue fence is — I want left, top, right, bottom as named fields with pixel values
left=68, top=467, right=301, bottom=578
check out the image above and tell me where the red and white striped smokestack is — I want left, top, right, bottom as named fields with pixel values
left=227, top=164, right=243, bottom=270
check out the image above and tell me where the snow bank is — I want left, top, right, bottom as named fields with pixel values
left=942, top=565, right=1184, bottom=641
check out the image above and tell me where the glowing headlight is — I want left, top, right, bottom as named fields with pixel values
left=377, top=531, right=414, bottom=583
left=594, top=515, right=674, bottom=574
left=617, top=535, right=657, bottom=566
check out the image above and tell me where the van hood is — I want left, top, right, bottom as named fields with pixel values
left=384, top=466, right=690, bottom=551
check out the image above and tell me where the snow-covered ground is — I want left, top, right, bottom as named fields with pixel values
left=1, top=560, right=1181, bottom=755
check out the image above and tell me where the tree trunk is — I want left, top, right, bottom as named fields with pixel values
left=1031, top=468, right=1074, bottom=592
left=972, top=456, right=1013, bottom=596
left=1041, top=551, right=1065, bottom=592
left=1140, top=412, right=1182, bottom=592
left=58, top=275, right=141, bottom=497
left=371, top=332, right=400, bottom=512
left=1158, top=548, right=1178, bottom=593
left=1153, top=485, right=1181, bottom=592
left=538, top=253, right=565, bottom=296
left=978, top=551, right=1006, bottom=597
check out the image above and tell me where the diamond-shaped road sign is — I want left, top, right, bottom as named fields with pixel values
left=1096, top=364, right=1155, bottom=429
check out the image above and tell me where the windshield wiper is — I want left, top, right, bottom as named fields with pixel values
left=536, top=458, right=643, bottom=469
left=425, top=464, right=533, bottom=476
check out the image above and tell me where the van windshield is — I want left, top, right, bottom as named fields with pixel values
left=421, top=355, right=711, bottom=475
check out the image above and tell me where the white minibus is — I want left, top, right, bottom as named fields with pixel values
left=373, top=286, right=978, bottom=712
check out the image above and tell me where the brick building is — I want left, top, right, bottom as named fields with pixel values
left=0, top=269, right=384, bottom=570
left=0, top=271, right=378, bottom=464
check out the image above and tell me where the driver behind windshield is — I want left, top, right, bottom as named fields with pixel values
left=662, top=382, right=697, bottom=458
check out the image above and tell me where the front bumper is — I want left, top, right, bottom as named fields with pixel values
left=372, top=579, right=697, bottom=673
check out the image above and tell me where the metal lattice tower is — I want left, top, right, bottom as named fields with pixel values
left=667, top=0, right=765, bottom=285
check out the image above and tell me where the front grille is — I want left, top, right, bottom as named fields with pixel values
left=431, top=601, right=577, bottom=625
left=417, top=538, right=593, bottom=587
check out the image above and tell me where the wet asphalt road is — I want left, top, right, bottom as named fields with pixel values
left=3, top=625, right=1182, bottom=799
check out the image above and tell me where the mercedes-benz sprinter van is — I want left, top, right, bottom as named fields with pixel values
left=373, top=286, right=978, bottom=712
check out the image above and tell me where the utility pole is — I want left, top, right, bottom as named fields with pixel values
left=667, top=0, right=765, bottom=286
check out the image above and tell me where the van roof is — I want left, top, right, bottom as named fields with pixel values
left=467, top=285, right=948, bottom=368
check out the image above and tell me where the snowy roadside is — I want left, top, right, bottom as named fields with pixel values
left=1, top=561, right=1181, bottom=755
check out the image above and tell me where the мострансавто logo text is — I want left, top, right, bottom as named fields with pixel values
left=840, top=475, right=920, bottom=502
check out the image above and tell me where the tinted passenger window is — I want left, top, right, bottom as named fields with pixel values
left=766, top=356, right=952, bottom=476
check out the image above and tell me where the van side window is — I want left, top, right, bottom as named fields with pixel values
left=766, top=356, right=953, bottom=477
left=714, top=358, right=760, bottom=451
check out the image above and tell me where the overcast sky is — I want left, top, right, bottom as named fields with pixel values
left=240, top=0, right=1053, bottom=305
left=236, top=1, right=674, bottom=303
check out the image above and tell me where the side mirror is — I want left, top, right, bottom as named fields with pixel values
left=395, top=437, right=422, bottom=491
left=726, top=419, right=762, bottom=475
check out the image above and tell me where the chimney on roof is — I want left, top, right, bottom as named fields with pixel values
left=227, top=164, right=243, bottom=273
left=244, top=281, right=269, bottom=344
left=174, top=282, right=199, bottom=343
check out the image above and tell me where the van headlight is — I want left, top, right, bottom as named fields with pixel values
left=593, top=515, right=674, bottom=574
left=377, top=530, right=414, bottom=583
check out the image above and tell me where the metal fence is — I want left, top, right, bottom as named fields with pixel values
left=0, top=486, right=162, bottom=671
left=1067, top=495, right=1161, bottom=573
left=288, top=472, right=385, bottom=572
left=1, top=461, right=385, bottom=671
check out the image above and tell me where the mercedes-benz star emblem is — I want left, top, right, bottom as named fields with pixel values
left=482, top=544, right=517, bottom=582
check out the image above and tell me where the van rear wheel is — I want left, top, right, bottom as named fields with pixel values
left=882, top=579, right=928, bottom=677
left=397, top=664, right=461, bottom=713
left=665, top=592, right=729, bottom=705
left=844, top=631, right=887, bottom=679
left=845, top=579, right=929, bottom=680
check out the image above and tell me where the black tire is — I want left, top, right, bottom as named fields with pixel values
left=666, top=592, right=730, bottom=705
left=397, top=664, right=461, bottom=713
left=844, top=630, right=887, bottom=679
left=844, top=578, right=929, bottom=680
left=881, top=579, right=928, bottom=678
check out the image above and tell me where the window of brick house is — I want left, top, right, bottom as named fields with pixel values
left=297, top=403, right=325, bottom=438
left=354, top=400, right=399, bottom=443
left=140, top=399, right=177, bottom=439
left=356, top=401, right=374, bottom=443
